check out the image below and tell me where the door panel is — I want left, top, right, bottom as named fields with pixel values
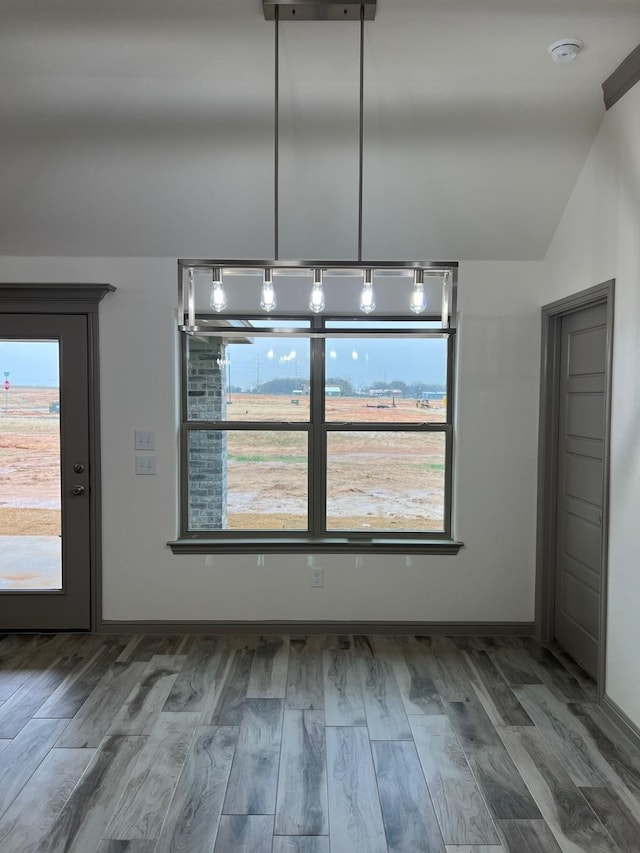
left=0, top=314, right=91, bottom=630
left=554, top=303, right=607, bottom=677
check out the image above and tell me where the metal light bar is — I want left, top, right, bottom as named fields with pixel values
left=180, top=260, right=456, bottom=272
left=263, top=0, right=376, bottom=21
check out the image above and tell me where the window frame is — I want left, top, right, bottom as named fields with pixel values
left=171, top=314, right=461, bottom=554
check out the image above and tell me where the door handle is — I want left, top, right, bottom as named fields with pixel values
left=71, top=485, right=86, bottom=496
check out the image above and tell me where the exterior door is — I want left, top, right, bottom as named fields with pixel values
left=554, top=302, right=607, bottom=678
left=0, top=314, right=92, bottom=630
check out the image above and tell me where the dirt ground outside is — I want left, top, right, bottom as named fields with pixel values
left=215, top=392, right=447, bottom=531
left=0, top=387, right=61, bottom=536
left=1, top=388, right=446, bottom=536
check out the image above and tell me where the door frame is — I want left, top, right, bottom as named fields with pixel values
left=0, top=282, right=115, bottom=631
left=536, top=279, right=614, bottom=699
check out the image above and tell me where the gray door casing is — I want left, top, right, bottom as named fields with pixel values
left=0, top=283, right=114, bottom=631
left=537, top=281, right=614, bottom=697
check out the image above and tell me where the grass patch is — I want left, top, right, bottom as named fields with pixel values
left=229, top=454, right=307, bottom=464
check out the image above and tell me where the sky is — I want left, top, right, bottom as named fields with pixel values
left=0, top=341, right=60, bottom=387
left=227, top=334, right=447, bottom=391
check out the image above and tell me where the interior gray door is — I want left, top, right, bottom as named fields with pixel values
left=554, top=302, right=607, bottom=677
left=0, top=314, right=92, bottom=630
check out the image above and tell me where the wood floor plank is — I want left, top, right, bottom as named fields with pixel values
left=41, top=735, right=144, bottom=853
left=410, top=715, right=500, bottom=846
left=155, top=725, right=238, bottom=853
left=369, top=635, right=443, bottom=716
left=490, top=647, right=544, bottom=687
left=107, top=654, right=185, bottom=735
left=96, top=842, right=156, bottom=852
left=162, top=635, right=231, bottom=713
left=497, top=818, right=561, bottom=852
left=125, top=635, right=185, bottom=661
left=0, top=656, right=79, bottom=737
left=0, top=638, right=66, bottom=701
left=465, top=651, right=534, bottom=727
left=35, top=642, right=125, bottom=719
left=372, top=739, right=447, bottom=852
left=223, top=698, right=284, bottom=815
left=514, top=685, right=620, bottom=786
left=499, top=726, right=618, bottom=852
left=446, top=696, right=541, bottom=819
left=416, top=636, right=476, bottom=702
left=0, top=747, right=95, bottom=853
left=275, top=710, right=328, bottom=835
left=326, top=725, right=387, bottom=853
left=56, top=661, right=148, bottom=748
left=322, top=648, right=366, bottom=726
left=401, top=640, right=445, bottom=715
left=519, top=639, right=589, bottom=702
left=446, top=697, right=503, bottom=753
left=286, top=636, right=325, bottom=710
left=214, top=814, right=274, bottom=853
left=567, top=702, right=640, bottom=799
left=445, top=847, right=504, bottom=853
left=466, top=746, right=543, bottom=820
left=272, top=838, right=330, bottom=853
left=0, top=717, right=70, bottom=819
left=247, top=635, right=290, bottom=699
left=104, top=711, right=200, bottom=841
left=355, top=646, right=412, bottom=740
left=580, top=786, right=640, bottom=853
left=206, top=648, right=255, bottom=726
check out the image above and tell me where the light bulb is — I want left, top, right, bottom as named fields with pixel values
left=359, top=270, right=376, bottom=314
left=260, top=269, right=276, bottom=312
left=210, top=269, right=226, bottom=312
left=309, top=269, right=325, bottom=313
left=409, top=270, right=427, bottom=314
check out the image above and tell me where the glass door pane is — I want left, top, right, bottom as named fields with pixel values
left=0, top=340, right=62, bottom=589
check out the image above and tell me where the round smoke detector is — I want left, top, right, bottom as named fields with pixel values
left=548, top=38, right=584, bottom=63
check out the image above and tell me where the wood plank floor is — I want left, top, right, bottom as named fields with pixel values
left=0, top=633, right=639, bottom=852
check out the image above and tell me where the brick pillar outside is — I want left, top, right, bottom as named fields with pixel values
left=186, top=338, right=227, bottom=529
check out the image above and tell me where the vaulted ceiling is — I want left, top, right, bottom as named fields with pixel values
left=1, top=0, right=639, bottom=259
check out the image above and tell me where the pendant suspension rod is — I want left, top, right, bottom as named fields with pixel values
left=357, top=3, right=365, bottom=263
left=274, top=6, right=280, bottom=261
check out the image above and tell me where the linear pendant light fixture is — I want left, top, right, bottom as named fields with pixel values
left=178, top=1, right=456, bottom=328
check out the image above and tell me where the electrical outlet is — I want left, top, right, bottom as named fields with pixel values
left=135, top=430, right=156, bottom=451
left=310, top=566, right=324, bottom=587
left=135, top=454, right=156, bottom=475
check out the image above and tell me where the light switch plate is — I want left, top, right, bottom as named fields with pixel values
left=135, top=430, right=156, bottom=451
left=135, top=455, right=156, bottom=475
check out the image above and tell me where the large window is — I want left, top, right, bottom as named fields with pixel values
left=175, top=313, right=458, bottom=553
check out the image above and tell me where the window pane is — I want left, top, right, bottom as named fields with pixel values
left=0, top=340, right=62, bottom=590
left=325, top=337, right=447, bottom=423
left=187, top=336, right=310, bottom=422
left=326, top=431, right=445, bottom=532
left=188, top=430, right=308, bottom=531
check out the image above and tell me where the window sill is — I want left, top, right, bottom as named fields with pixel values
left=168, top=537, right=463, bottom=555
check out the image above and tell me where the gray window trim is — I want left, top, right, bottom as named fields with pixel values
left=171, top=314, right=460, bottom=554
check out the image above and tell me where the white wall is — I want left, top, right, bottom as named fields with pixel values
left=0, top=256, right=542, bottom=624
left=544, top=83, right=640, bottom=727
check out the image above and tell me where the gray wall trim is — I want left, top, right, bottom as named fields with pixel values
left=97, top=619, right=535, bottom=636
left=600, top=695, right=640, bottom=753
left=536, top=279, right=614, bottom=702
left=88, top=312, right=103, bottom=633
left=0, top=282, right=115, bottom=632
left=0, top=282, right=115, bottom=312
left=603, top=43, right=640, bottom=111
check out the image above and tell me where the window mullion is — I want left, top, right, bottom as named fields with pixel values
left=309, top=323, right=325, bottom=536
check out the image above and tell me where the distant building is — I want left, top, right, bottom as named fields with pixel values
left=325, top=386, right=341, bottom=397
